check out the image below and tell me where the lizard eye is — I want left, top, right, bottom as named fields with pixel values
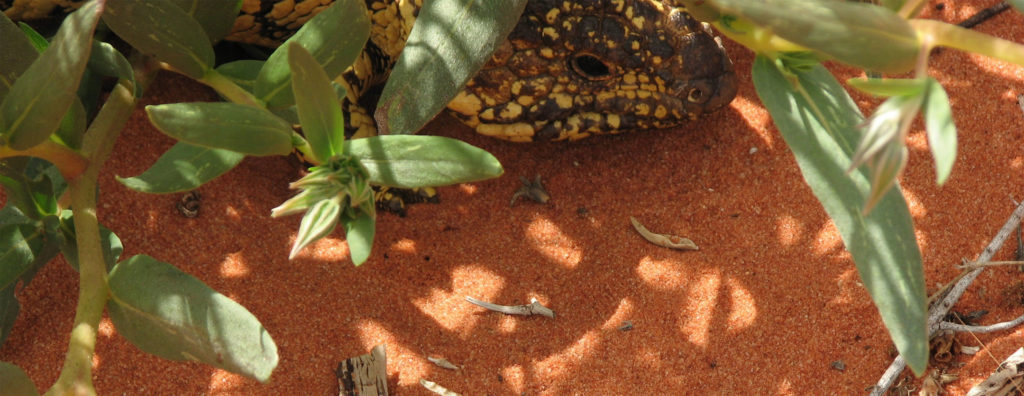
left=570, top=54, right=612, bottom=80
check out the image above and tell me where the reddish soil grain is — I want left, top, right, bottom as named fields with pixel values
left=4, top=1, right=1024, bottom=394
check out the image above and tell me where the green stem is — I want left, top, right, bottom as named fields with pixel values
left=44, top=60, right=156, bottom=396
left=898, top=0, right=930, bottom=19
left=910, top=19, right=1024, bottom=66
left=0, top=141, right=88, bottom=181
left=712, top=17, right=808, bottom=61
left=290, top=131, right=316, bottom=165
left=199, top=69, right=265, bottom=108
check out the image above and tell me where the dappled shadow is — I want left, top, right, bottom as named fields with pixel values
left=5, top=2, right=1024, bottom=394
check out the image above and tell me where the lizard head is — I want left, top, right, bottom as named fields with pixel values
left=447, top=0, right=737, bottom=141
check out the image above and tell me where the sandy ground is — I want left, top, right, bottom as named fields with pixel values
left=3, top=1, right=1024, bottom=394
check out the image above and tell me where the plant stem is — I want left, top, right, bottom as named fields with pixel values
left=910, top=19, right=1024, bottom=67
left=199, top=69, right=266, bottom=108
left=0, top=141, right=88, bottom=181
left=712, top=18, right=808, bottom=60
left=897, top=0, right=930, bottom=19
left=45, top=59, right=156, bottom=395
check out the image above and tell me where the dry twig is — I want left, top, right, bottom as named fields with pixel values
left=870, top=200, right=1024, bottom=395
left=630, top=216, right=698, bottom=250
left=465, top=296, right=556, bottom=318
left=427, top=357, right=459, bottom=370
left=956, top=260, right=1024, bottom=270
left=958, top=1, right=1011, bottom=29
left=936, top=313, right=1024, bottom=334
left=420, top=379, right=461, bottom=396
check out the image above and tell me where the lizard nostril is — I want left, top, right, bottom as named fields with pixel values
left=687, top=88, right=704, bottom=103
left=570, top=54, right=612, bottom=80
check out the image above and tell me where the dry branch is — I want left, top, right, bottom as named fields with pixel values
left=967, top=347, right=1024, bottom=396
left=465, top=296, right=555, bottom=318
left=871, top=200, right=1024, bottom=395
left=936, top=313, right=1024, bottom=334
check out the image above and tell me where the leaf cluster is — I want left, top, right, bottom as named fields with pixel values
left=682, top=0, right=1024, bottom=377
left=0, top=0, right=511, bottom=393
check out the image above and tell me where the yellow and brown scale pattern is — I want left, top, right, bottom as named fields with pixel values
left=5, top=0, right=736, bottom=142
left=446, top=0, right=736, bottom=141
left=224, top=0, right=735, bottom=141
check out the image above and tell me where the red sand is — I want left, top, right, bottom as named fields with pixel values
left=3, top=1, right=1024, bottom=394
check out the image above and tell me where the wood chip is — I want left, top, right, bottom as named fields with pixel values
left=967, top=347, right=1024, bottom=396
left=961, top=345, right=981, bottom=355
left=427, top=356, right=459, bottom=370
left=465, top=296, right=555, bottom=318
left=420, top=379, right=461, bottom=396
left=336, top=344, right=388, bottom=396
left=630, top=216, right=698, bottom=250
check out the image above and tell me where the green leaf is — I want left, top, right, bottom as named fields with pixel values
left=289, top=196, right=341, bottom=259
left=0, top=362, right=38, bottom=396
left=864, top=143, right=908, bottom=213
left=103, top=0, right=215, bottom=79
left=877, top=0, right=906, bottom=12
left=751, top=55, right=927, bottom=375
left=0, top=157, right=67, bottom=220
left=288, top=43, right=345, bottom=163
left=54, top=96, right=88, bottom=150
left=267, top=81, right=347, bottom=127
left=107, top=255, right=278, bottom=382
left=1, top=1, right=103, bottom=150
left=167, top=0, right=242, bottom=43
left=58, top=211, right=123, bottom=273
left=0, top=14, right=38, bottom=101
left=117, top=142, right=245, bottom=194
left=0, top=205, right=34, bottom=227
left=848, top=94, right=920, bottom=174
left=776, top=51, right=824, bottom=72
left=146, top=102, right=293, bottom=156
left=710, top=0, right=919, bottom=73
left=375, top=0, right=527, bottom=134
left=254, top=0, right=370, bottom=109
left=0, top=209, right=60, bottom=345
left=17, top=23, right=48, bottom=52
left=343, top=209, right=374, bottom=266
left=215, top=60, right=265, bottom=94
left=88, top=40, right=138, bottom=96
left=0, top=223, right=39, bottom=346
left=922, top=78, right=956, bottom=185
left=847, top=77, right=926, bottom=97
left=343, top=135, right=503, bottom=188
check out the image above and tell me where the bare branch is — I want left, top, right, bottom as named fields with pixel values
left=937, top=313, right=1024, bottom=334
left=871, top=200, right=1024, bottom=395
left=465, top=296, right=556, bottom=318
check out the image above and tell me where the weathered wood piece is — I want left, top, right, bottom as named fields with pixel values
left=336, top=344, right=388, bottom=396
left=967, top=348, right=1024, bottom=396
